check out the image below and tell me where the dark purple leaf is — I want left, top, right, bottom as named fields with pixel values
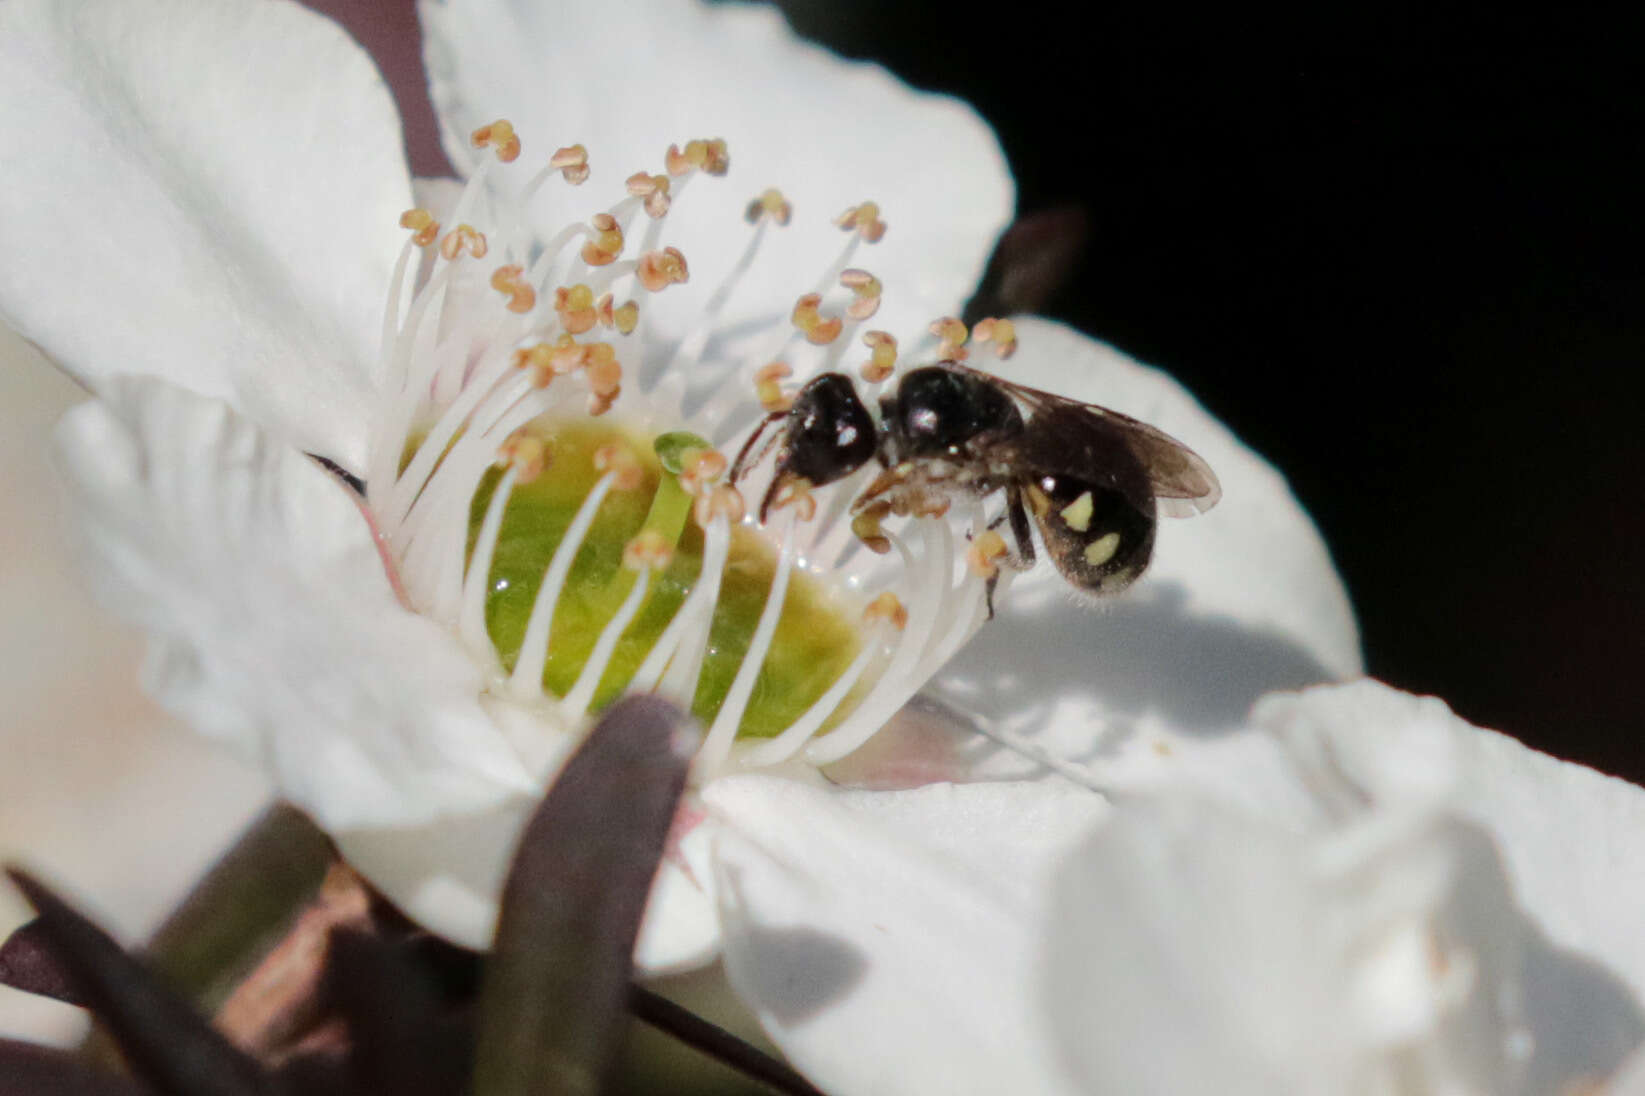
left=0, top=1038, right=152, bottom=1096
left=0, top=919, right=83, bottom=1007
left=142, top=803, right=335, bottom=1017
left=5, top=870, right=275, bottom=1096
left=323, top=928, right=473, bottom=1096
left=472, top=695, right=696, bottom=1096
left=962, top=205, right=1091, bottom=325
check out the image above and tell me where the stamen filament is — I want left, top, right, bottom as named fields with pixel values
left=507, top=471, right=618, bottom=699
left=628, top=515, right=731, bottom=696
left=370, top=261, right=462, bottom=502
left=389, top=364, right=530, bottom=533
left=657, top=515, right=729, bottom=704
left=459, top=465, right=518, bottom=660
left=805, top=522, right=949, bottom=764
left=559, top=567, right=652, bottom=725
left=737, top=630, right=884, bottom=768
left=379, top=234, right=420, bottom=375
left=697, top=513, right=798, bottom=774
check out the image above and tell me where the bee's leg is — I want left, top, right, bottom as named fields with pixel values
left=729, top=411, right=786, bottom=484
left=757, top=471, right=788, bottom=524
left=1006, top=484, right=1037, bottom=568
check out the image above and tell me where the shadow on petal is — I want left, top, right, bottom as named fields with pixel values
left=934, top=579, right=1335, bottom=741
left=726, top=918, right=866, bottom=1027
left=1523, top=935, right=1645, bottom=1091
left=336, top=799, right=537, bottom=951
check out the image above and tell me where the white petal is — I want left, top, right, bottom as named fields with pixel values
left=420, top=0, right=1012, bottom=340
left=55, top=377, right=531, bottom=832
left=926, top=317, right=1359, bottom=780
left=706, top=774, right=1102, bottom=1095
left=1256, top=681, right=1645, bottom=1008
left=0, top=0, right=413, bottom=469
left=1048, top=691, right=1645, bottom=1094
left=1044, top=796, right=1356, bottom=1095
left=338, top=779, right=724, bottom=971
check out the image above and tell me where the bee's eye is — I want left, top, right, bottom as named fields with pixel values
left=785, top=373, right=876, bottom=486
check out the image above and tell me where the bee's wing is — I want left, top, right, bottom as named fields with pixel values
left=946, top=362, right=1222, bottom=515
left=1090, top=407, right=1222, bottom=516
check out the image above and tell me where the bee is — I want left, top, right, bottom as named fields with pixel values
left=729, top=360, right=1221, bottom=610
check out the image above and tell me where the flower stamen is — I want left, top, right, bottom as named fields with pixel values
left=665, top=138, right=731, bottom=178
left=361, top=125, right=1010, bottom=778
left=507, top=469, right=621, bottom=700
left=636, top=247, right=690, bottom=292
left=840, top=268, right=883, bottom=321
left=860, top=330, right=898, bottom=384
left=471, top=119, right=522, bottom=163
left=971, top=317, right=1018, bottom=359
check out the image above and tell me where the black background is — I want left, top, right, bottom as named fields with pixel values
left=326, top=1, right=1645, bottom=781
left=776, top=3, right=1645, bottom=781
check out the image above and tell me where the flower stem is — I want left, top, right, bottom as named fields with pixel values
left=628, top=984, right=825, bottom=1096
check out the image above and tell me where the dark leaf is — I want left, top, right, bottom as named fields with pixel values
left=0, top=919, right=83, bottom=1007
left=323, top=928, right=473, bottom=1096
left=5, top=870, right=276, bottom=1096
left=142, top=803, right=335, bottom=1017
left=472, top=696, right=697, bottom=1096
left=0, top=1037, right=152, bottom=1096
left=962, top=205, right=1091, bottom=325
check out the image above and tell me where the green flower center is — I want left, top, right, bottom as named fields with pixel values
left=467, top=420, right=865, bottom=737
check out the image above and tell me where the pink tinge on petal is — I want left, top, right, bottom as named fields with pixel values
left=820, top=698, right=979, bottom=790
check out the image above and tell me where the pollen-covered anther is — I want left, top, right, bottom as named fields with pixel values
left=744, top=187, right=793, bottom=226
left=546, top=333, right=587, bottom=376
left=611, top=299, right=640, bottom=335
left=622, top=529, right=676, bottom=572
left=665, top=138, right=730, bottom=178
left=694, top=483, right=747, bottom=527
left=754, top=361, right=794, bottom=413
left=580, top=213, right=625, bottom=267
left=511, top=343, right=557, bottom=387
left=966, top=529, right=1010, bottom=580
left=930, top=316, right=970, bottom=361
left=626, top=172, right=673, bottom=218
left=549, top=143, right=590, bottom=185
left=971, top=317, right=1019, bottom=359
left=470, top=119, right=521, bottom=163
left=554, top=284, right=598, bottom=334
left=791, top=293, right=843, bottom=346
left=593, top=443, right=646, bottom=491
left=772, top=479, right=817, bottom=522
left=398, top=207, right=440, bottom=247
left=490, top=265, right=537, bottom=313
left=840, top=268, right=883, bottom=321
left=636, top=248, right=689, bottom=292
left=860, top=331, right=898, bottom=382
left=834, top=201, right=887, bottom=243
left=678, top=447, right=729, bottom=495
left=495, top=431, right=550, bottom=483
left=439, top=223, right=489, bottom=261
left=863, top=592, right=909, bottom=630
left=584, top=342, right=624, bottom=399
left=852, top=504, right=892, bottom=554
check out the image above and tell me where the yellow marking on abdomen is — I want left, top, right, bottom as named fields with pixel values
left=1060, top=491, right=1094, bottom=532
left=1083, top=531, right=1121, bottom=567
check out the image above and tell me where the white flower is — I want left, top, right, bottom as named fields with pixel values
left=1040, top=680, right=1645, bottom=1094
left=0, top=0, right=1356, bottom=1087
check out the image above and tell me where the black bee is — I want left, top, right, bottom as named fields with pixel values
left=729, top=360, right=1220, bottom=606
